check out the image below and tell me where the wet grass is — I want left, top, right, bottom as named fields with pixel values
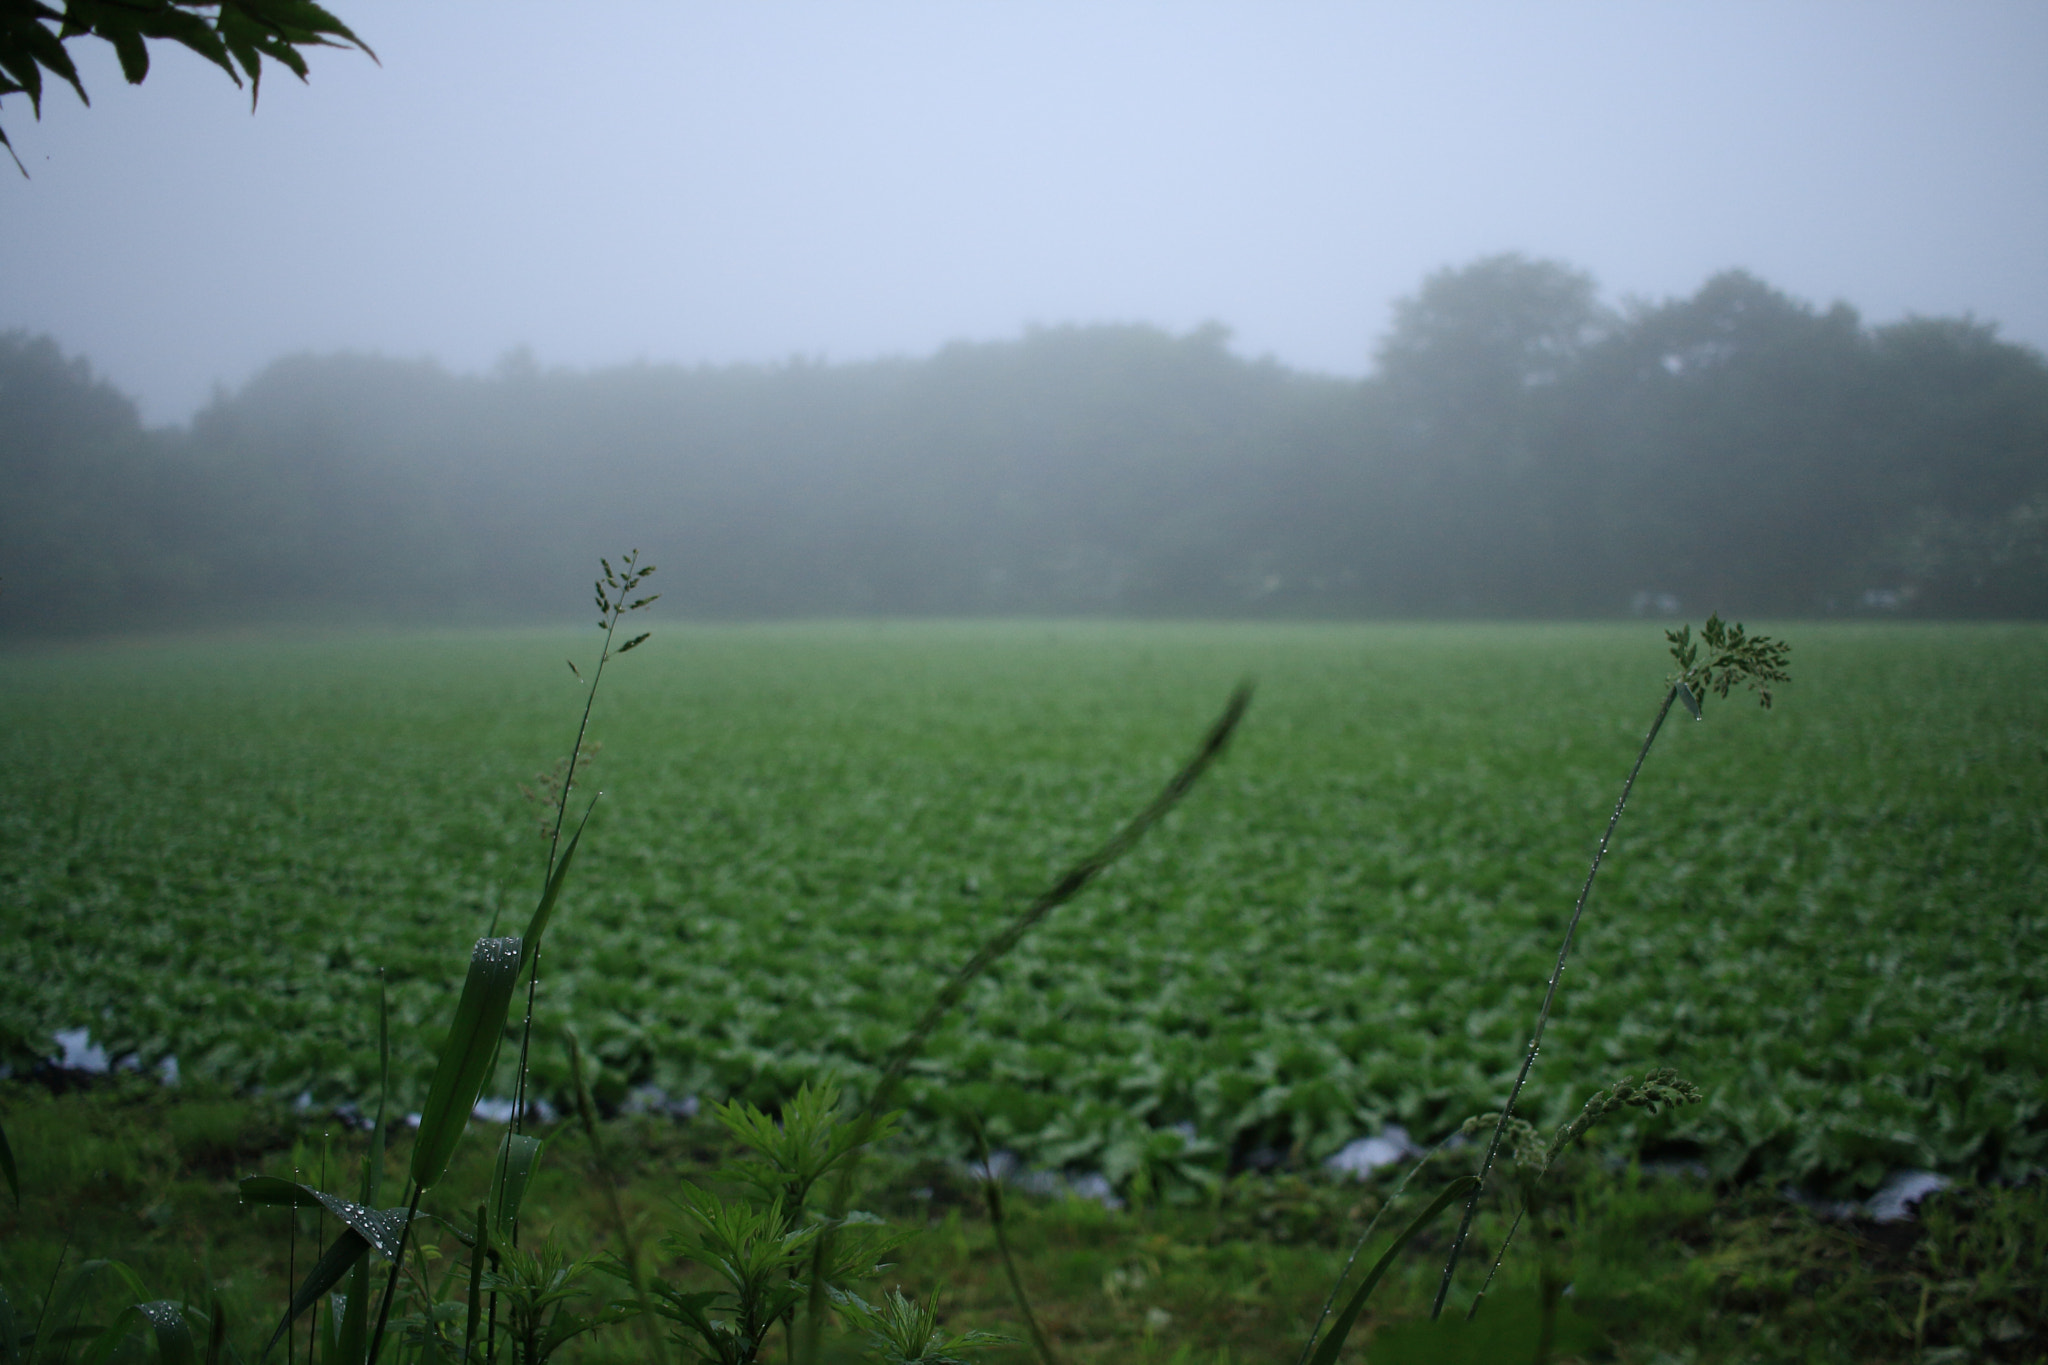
left=2, top=1079, right=2040, bottom=1363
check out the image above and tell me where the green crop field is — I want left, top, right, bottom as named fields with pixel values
left=3, top=621, right=2044, bottom=1197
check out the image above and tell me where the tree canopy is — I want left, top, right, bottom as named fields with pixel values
left=5, top=258, right=2045, bottom=636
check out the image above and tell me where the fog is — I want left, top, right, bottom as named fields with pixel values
left=2, top=3, right=2045, bottom=422
left=4, top=5, right=2046, bottom=634
left=8, top=257, right=2048, bottom=633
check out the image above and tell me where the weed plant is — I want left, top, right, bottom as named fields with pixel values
left=1287, top=615, right=1788, bottom=1363
left=1435, top=617, right=1788, bottom=1304
left=0, top=554, right=660, bottom=1365
left=5, top=1082, right=2043, bottom=1362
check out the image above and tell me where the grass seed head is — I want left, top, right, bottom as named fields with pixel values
left=1666, top=613, right=1792, bottom=711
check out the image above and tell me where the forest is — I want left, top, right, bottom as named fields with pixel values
left=5, top=254, right=2046, bottom=637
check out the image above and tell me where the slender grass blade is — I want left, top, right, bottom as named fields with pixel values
left=264, top=1230, right=373, bottom=1359
left=363, top=973, right=389, bottom=1208
left=800, top=684, right=1252, bottom=1365
left=205, top=1296, right=228, bottom=1365
left=865, top=682, right=1252, bottom=1112
left=1306, top=1175, right=1480, bottom=1365
left=44, top=1259, right=124, bottom=1360
left=78, top=1306, right=147, bottom=1365
left=493, top=1135, right=544, bottom=1231
left=331, top=1262, right=369, bottom=1365
left=462, top=1205, right=486, bottom=1365
left=518, top=807, right=592, bottom=985
left=971, top=1117, right=1061, bottom=1365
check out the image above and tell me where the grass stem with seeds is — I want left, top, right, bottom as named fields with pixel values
left=1430, top=615, right=1787, bottom=1318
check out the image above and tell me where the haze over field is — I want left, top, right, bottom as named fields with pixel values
left=3, top=4, right=2046, bottom=632
left=2, top=3, right=2045, bottom=421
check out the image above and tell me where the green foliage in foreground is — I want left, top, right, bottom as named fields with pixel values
left=2, top=1080, right=2043, bottom=1363
left=2, top=623, right=2045, bottom=1193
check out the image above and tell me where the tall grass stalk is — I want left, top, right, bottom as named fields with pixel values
left=1427, top=682, right=1675, bottom=1317
left=969, top=1118, right=1061, bottom=1365
left=565, top=1030, right=643, bottom=1299
left=284, top=1167, right=299, bottom=1365
left=363, top=1184, right=421, bottom=1365
left=795, top=682, right=1254, bottom=1364
left=479, top=553, right=651, bottom=1364
left=246, top=554, right=651, bottom=1365
left=868, top=681, right=1250, bottom=1119
left=1292, top=1130, right=1459, bottom=1365
left=31, top=1243, right=68, bottom=1361
left=506, top=550, right=657, bottom=1151
left=1428, top=614, right=1788, bottom=1318
left=306, top=1138, right=328, bottom=1365
left=1305, top=1176, right=1479, bottom=1365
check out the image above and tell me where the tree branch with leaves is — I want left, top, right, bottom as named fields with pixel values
left=0, top=0, right=372, bottom=173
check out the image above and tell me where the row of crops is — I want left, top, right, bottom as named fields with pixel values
left=2, top=621, right=2043, bottom=1194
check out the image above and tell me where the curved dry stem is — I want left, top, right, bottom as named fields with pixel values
left=796, top=683, right=1253, bottom=1363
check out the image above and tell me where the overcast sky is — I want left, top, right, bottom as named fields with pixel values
left=3, top=2, right=2044, bottom=425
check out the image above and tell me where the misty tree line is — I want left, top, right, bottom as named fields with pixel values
left=4, top=254, right=2045, bottom=636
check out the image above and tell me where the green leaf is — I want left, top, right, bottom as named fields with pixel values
left=1306, top=1175, right=1480, bottom=1365
left=331, top=1259, right=370, bottom=1365
left=137, top=1301, right=197, bottom=1365
left=411, top=936, right=523, bottom=1190
left=238, top=1180, right=413, bottom=1258
left=64, top=1271, right=156, bottom=1365
left=77, top=1305, right=145, bottom=1365
left=1675, top=679, right=1702, bottom=721
left=4, top=14, right=87, bottom=111
left=106, top=24, right=150, bottom=84
left=493, top=1134, right=544, bottom=1231
left=0, top=49, right=43, bottom=114
left=264, top=1228, right=374, bottom=1359
left=204, top=1296, right=228, bottom=1365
